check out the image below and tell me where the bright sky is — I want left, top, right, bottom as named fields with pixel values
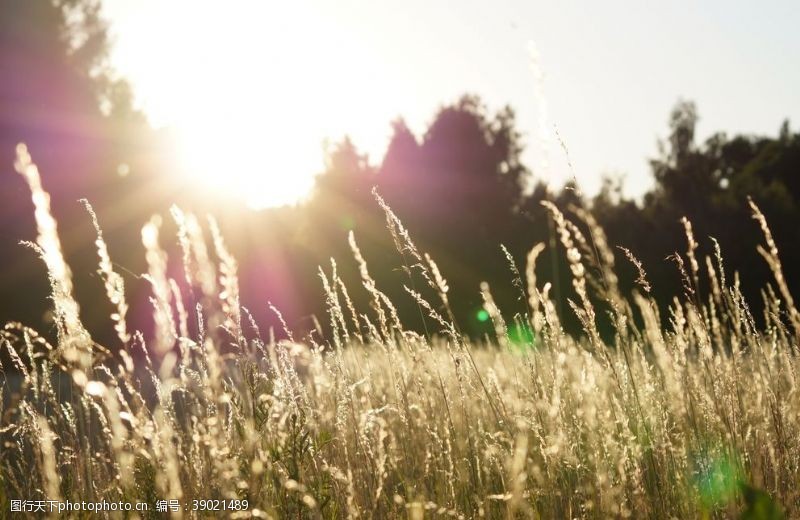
left=103, top=0, right=800, bottom=208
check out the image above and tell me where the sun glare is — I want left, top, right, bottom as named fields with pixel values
left=174, top=108, right=321, bottom=210
left=112, top=1, right=395, bottom=209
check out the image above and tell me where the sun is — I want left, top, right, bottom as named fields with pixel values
left=109, top=0, right=393, bottom=210
left=158, top=2, right=336, bottom=210
left=174, top=108, right=322, bottom=210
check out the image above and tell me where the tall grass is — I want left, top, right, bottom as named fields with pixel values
left=1, top=146, right=798, bottom=519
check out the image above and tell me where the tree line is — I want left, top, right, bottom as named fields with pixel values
left=2, top=0, right=799, bottom=346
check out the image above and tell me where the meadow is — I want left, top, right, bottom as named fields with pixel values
left=1, top=144, right=798, bottom=519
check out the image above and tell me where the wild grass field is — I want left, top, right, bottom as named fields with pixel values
left=1, top=144, right=798, bottom=519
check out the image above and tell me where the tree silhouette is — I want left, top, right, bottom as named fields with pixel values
left=0, top=0, right=164, bottom=343
left=381, top=96, right=528, bottom=243
left=299, top=96, right=536, bottom=336
left=596, top=101, right=800, bottom=329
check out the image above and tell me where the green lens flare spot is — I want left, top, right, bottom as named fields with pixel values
left=476, top=309, right=490, bottom=322
left=508, top=323, right=535, bottom=348
left=691, top=450, right=741, bottom=509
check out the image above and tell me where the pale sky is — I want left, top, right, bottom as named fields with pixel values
left=102, top=0, right=800, bottom=208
